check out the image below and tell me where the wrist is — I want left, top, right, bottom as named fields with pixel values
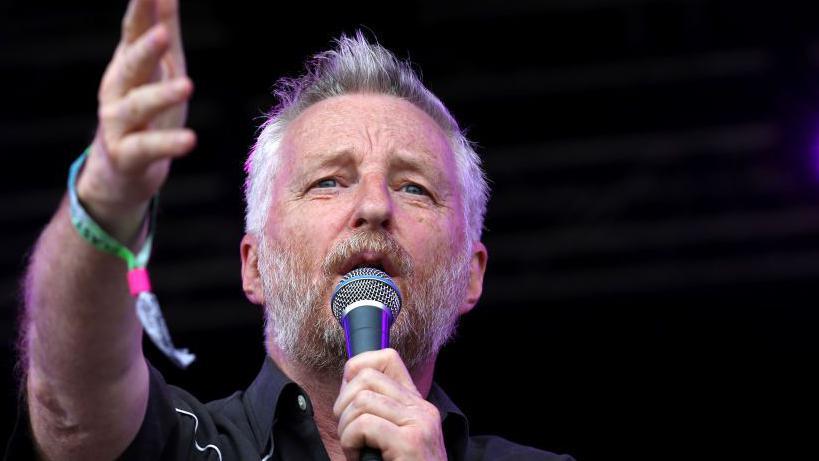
left=75, top=155, right=152, bottom=249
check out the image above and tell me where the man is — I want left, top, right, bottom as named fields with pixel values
left=8, top=0, right=574, bottom=459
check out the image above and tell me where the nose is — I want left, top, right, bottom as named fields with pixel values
left=350, top=174, right=393, bottom=231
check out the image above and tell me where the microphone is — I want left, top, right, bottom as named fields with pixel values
left=331, top=266, right=402, bottom=356
left=331, top=266, right=403, bottom=461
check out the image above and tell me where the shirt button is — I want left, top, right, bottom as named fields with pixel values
left=297, top=394, right=307, bottom=411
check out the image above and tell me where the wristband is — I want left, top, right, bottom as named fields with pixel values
left=68, top=148, right=195, bottom=368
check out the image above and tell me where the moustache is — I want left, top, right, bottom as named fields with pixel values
left=321, top=230, right=413, bottom=278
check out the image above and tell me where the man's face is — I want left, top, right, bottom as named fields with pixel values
left=250, top=93, right=484, bottom=374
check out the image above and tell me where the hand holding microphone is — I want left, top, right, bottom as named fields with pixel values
left=331, top=268, right=447, bottom=461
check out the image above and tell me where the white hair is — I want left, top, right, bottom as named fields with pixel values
left=243, top=31, right=489, bottom=242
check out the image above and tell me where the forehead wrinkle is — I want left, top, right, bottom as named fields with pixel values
left=287, top=93, right=449, bottom=150
left=282, top=110, right=359, bottom=177
left=363, top=111, right=445, bottom=153
left=281, top=93, right=456, bottom=182
left=357, top=116, right=453, bottom=181
left=292, top=124, right=447, bottom=171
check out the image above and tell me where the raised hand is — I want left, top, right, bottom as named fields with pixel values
left=77, top=0, right=195, bottom=241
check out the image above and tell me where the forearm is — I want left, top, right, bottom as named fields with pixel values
left=22, top=0, right=194, bottom=456
left=24, top=195, right=149, bottom=460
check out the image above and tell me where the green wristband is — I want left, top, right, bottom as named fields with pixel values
left=66, top=147, right=194, bottom=368
left=67, top=148, right=156, bottom=269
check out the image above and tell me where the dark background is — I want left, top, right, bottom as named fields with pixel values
left=2, top=1, right=818, bottom=459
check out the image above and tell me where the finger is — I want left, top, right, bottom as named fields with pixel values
left=101, top=78, right=192, bottom=137
left=112, top=129, right=196, bottom=173
left=101, top=23, right=170, bottom=102
left=113, top=24, right=170, bottom=98
left=334, top=367, right=417, bottom=418
left=337, top=389, right=409, bottom=436
left=122, top=0, right=156, bottom=45
left=156, top=0, right=186, bottom=76
left=343, top=348, right=416, bottom=390
left=339, top=413, right=401, bottom=460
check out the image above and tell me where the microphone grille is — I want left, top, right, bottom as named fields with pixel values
left=331, top=267, right=402, bottom=321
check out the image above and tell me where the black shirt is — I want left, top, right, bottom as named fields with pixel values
left=5, top=358, right=575, bottom=460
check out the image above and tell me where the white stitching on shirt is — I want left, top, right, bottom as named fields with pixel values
left=260, top=432, right=274, bottom=461
left=174, top=408, right=224, bottom=461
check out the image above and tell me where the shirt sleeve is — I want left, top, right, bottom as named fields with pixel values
left=466, top=435, right=577, bottom=461
left=120, top=362, right=226, bottom=461
left=118, top=362, right=182, bottom=460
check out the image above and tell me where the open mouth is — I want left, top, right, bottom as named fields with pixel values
left=339, top=252, right=396, bottom=278
left=351, top=263, right=385, bottom=272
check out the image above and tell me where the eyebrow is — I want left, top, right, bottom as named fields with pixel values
left=293, top=146, right=452, bottom=190
left=291, top=148, right=356, bottom=183
left=304, top=148, right=356, bottom=169
left=390, top=149, right=452, bottom=191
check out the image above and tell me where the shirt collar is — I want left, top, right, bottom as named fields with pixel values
left=242, top=357, right=471, bottom=458
left=427, top=381, right=471, bottom=459
left=242, top=356, right=293, bottom=453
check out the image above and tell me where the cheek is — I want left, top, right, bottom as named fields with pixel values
left=403, top=213, right=460, bottom=265
left=276, top=203, right=357, bottom=269
left=267, top=205, right=322, bottom=258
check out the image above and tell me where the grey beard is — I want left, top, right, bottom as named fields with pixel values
left=257, top=230, right=471, bottom=376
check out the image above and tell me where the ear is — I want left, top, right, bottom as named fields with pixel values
left=240, top=233, right=265, bottom=305
left=459, top=240, right=488, bottom=316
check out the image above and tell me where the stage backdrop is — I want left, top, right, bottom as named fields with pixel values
left=2, top=1, right=818, bottom=459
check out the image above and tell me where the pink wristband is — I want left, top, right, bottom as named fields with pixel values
left=128, top=268, right=152, bottom=296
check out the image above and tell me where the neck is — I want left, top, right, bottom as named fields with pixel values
left=266, top=341, right=437, bottom=461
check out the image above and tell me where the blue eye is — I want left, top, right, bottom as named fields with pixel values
left=315, top=178, right=337, bottom=188
left=402, top=183, right=427, bottom=195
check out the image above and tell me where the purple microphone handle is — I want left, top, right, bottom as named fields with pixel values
left=341, top=304, right=391, bottom=357
left=341, top=305, right=390, bottom=461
